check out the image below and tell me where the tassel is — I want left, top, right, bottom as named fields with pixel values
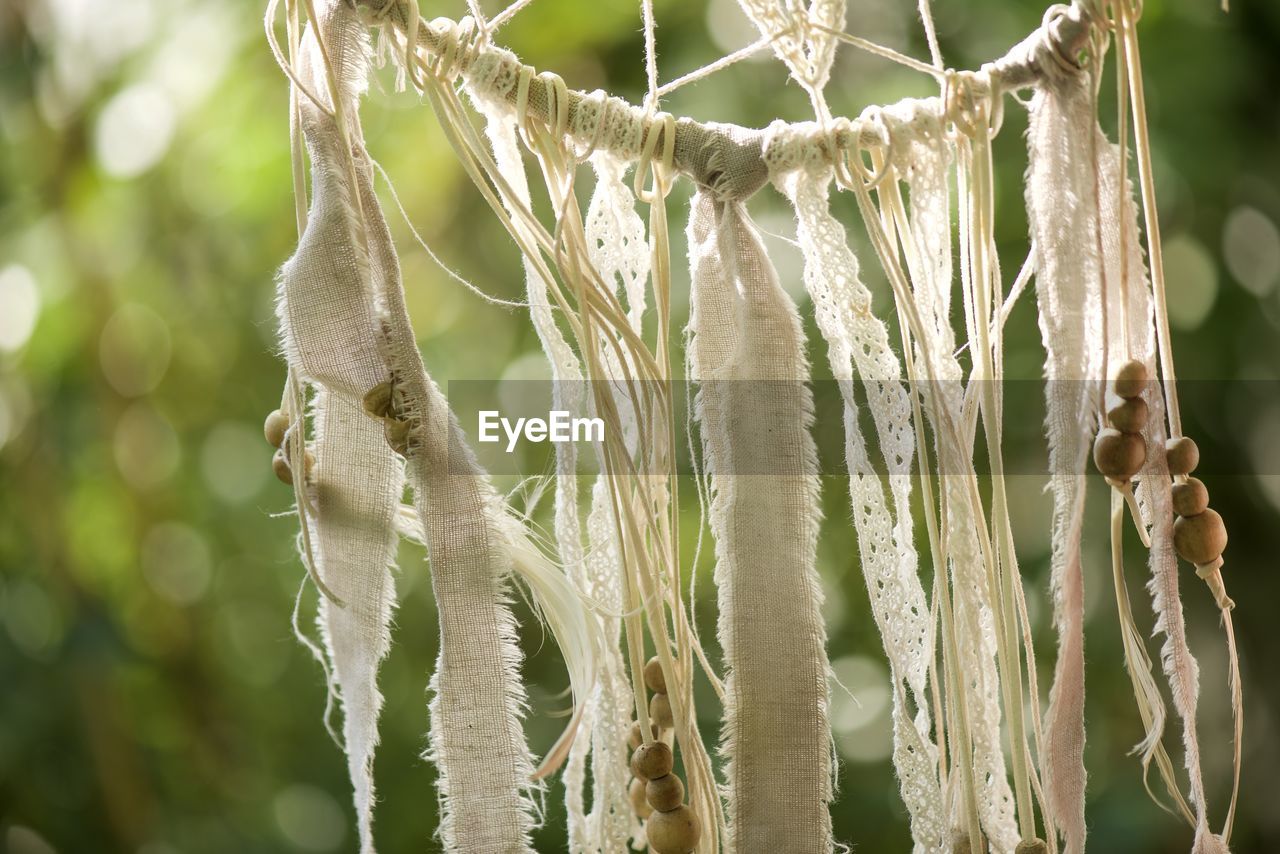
left=1025, top=67, right=1106, bottom=853
left=687, top=189, right=834, bottom=853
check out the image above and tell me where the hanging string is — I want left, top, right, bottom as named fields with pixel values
left=917, top=0, right=945, bottom=70
left=641, top=0, right=660, bottom=111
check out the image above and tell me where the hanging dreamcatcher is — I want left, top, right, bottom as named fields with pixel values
left=260, top=0, right=1242, bottom=851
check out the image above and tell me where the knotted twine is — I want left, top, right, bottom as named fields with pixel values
left=686, top=174, right=834, bottom=852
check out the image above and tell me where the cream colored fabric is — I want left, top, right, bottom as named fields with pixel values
left=280, top=11, right=402, bottom=852
left=1026, top=66, right=1105, bottom=854
left=285, top=4, right=540, bottom=851
left=687, top=190, right=833, bottom=853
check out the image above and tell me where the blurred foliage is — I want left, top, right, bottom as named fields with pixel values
left=2, top=0, right=1279, bottom=851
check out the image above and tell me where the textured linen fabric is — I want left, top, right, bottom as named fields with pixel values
left=687, top=190, right=834, bottom=853
left=279, top=10, right=402, bottom=852
left=1025, top=66, right=1105, bottom=854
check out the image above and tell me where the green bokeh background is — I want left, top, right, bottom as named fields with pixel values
left=2, top=0, right=1279, bottom=851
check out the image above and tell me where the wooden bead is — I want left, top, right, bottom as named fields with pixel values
left=1173, top=508, right=1227, bottom=566
left=628, top=720, right=659, bottom=750
left=650, top=692, right=674, bottom=730
left=951, top=828, right=984, bottom=854
left=629, top=776, right=653, bottom=819
left=1015, top=841, right=1048, bottom=854
left=646, top=773, right=684, bottom=812
left=273, top=449, right=293, bottom=485
left=264, top=409, right=290, bottom=448
left=1165, top=436, right=1200, bottom=476
left=283, top=442, right=316, bottom=477
left=1171, top=477, right=1209, bottom=517
left=631, top=741, right=673, bottom=781
left=362, top=381, right=394, bottom=418
left=1113, top=359, right=1149, bottom=399
left=385, top=418, right=410, bottom=455
left=643, top=656, right=667, bottom=695
left=1093, top=428, right=1146, bottom=481
left=645, top=804, right=700, bottom=854
left=1106, top=397, right=1147, bottom=434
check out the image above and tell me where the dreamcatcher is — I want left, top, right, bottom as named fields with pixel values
left=260, top=0, right=1242, bottom=851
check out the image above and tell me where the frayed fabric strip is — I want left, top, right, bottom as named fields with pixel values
left=687, top=190, right=834, bottom=853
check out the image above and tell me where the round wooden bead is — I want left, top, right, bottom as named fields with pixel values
left=1113, top=359, right=1149, bottom=399
left=1106, top=396, right=1148, bottom=434
left=1015, top=840, right=1049, bottom=854
left=628, top=720, right=659, bottom=750
left=1093, top=428, right=1146, bottom=481
left=646, top=773, right=684, bottom=812
left=643, top=656, right=667, bottom=695
left=283, top=443, right=316, bottom=477
left=1165, top=436, right=1200, bottom=476
left=629, top=776, right=653, bottom=819
left=1171, top=477, right=1209, bottom=517
left=1173, top=508, right=1227, bottom=566
left=264, top=409, right=290, bottom=448
left=650, top=692, right=674, bottom=730
left=273, top=449, right=293, bottom=485
left=645, top=804, right=700, bottom=854
left=631, top=741, right=673, bottom=781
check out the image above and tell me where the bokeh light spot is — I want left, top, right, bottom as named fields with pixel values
left=201, top=421, right=270, bottom=503
left=99, top=303, right=172, bottom=397
left=114, top=401, right=181, bottom=489
left=1161, top=234, right=1218, bottom=330
left=4, top=580, right=63, bottom=661
left=94, top=83, right=175, bottom=178
left=0, top=264, right=40, bottom=352
left=1222, top=205, right=1280, bottom=298
left=273, top=784, right=347, bottom=852
left=141, top=522, right=212, bottom=606
left=830, top=655, right=893, bottom=763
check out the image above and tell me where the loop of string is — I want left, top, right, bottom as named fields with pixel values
left=427, top=15, right=487, bottom=84
left=634, top=111, right=676, bottom=203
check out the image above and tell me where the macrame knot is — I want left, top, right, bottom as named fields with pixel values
left=676, top=119, right=769, bottom=202
left=942, top=69, right=997, bottom=139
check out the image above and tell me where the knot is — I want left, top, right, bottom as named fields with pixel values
left=1036, top=3, right=1096, bottom=83
left=1195, top=559, right=1235, bottom=611
left=943, top=68, right=1000, bottom=139
left=676, top=120, right=769, bottom=201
